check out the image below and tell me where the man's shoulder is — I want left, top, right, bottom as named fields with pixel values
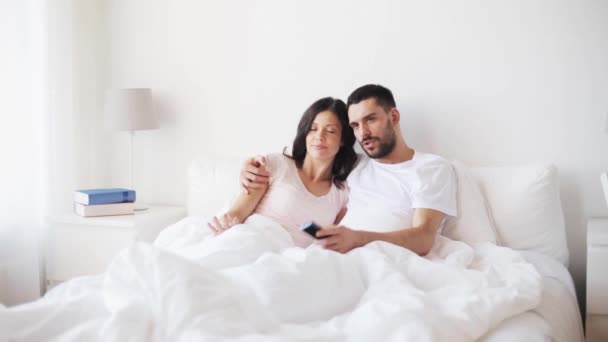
left=346, top=154, right=370, bottom=182
left=353, top=153, right=370, bottom=168
left=414, top=151, right=452, bottom=169
left=412, top=152, right=456, bottom=186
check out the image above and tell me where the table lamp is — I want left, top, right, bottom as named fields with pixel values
left=105, top=88, right=159, bottom=206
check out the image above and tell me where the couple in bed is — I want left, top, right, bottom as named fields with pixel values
left=207, top=84, right=457, bottom=255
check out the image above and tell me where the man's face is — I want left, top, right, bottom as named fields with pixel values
left=348, top=98, right=396, bottom=159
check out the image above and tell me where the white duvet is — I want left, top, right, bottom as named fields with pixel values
left=0, top=215, right=542, bottom=342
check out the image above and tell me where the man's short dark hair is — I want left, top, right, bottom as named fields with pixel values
left=346, top=84, right=396, bottom=112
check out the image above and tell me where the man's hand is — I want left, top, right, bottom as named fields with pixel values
left=207, top=213, right=241, bottom=235
left=240, top=155, right=270, bottom=194
left=317, top=225, right=365, bottom=254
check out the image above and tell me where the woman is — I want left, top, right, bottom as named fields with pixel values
left=207, top=97, right=357, bottom=247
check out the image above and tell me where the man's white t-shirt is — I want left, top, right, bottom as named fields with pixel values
left=340, top=151, right=457, bottom=233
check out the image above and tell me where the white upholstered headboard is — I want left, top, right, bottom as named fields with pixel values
left=187, top=158, right=569, bottom=265
left=188, top=158, right=243, bottom=219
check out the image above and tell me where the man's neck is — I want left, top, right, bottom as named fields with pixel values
left=373, top=140, right=414, bottom=164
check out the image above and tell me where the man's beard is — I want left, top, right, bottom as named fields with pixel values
left=360, top=126, right=396, bottom=159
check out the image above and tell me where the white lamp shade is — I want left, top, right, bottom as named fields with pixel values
left=106, top=88, right=159, bottom=131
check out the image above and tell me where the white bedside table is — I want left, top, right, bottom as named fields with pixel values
left=44, top=205, right=186, bottom=290
left=587, top=218, right=608, bottom=342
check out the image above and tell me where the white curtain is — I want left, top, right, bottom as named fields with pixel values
left=0, top=0, right=107, bottom=305
left=0, top=0, right=48, bottom=305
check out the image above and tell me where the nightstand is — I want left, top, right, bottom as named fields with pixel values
left=587, top=218, right=608, bottom=342
left=44, top=205, right=186, bottom=290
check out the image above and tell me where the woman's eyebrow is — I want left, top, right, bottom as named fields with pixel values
left=312, top=122, right=339, bottom=127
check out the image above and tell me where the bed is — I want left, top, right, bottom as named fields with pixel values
left=0, top=157, right=584, bottom=341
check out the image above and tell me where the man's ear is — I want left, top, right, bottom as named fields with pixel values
left=390, top=108, right=400, bottom=125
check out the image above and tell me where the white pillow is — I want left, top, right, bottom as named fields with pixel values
left=187, top=158, right=569, bottom=265
left=442, top=160, right=498, bottom=245
left=470, top=164, right=568, bottom=265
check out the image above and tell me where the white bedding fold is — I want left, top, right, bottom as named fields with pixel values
left=1, top=215, right=543, bottom=342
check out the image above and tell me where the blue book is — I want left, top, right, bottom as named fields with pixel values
left=74, top=188, right=136, bottom=205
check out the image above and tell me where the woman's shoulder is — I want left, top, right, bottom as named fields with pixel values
left=265, top=153, right=295, bottom=177
left=266, top=152, right=294, bottom=167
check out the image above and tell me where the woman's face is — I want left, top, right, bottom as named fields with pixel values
left=306, top=110, right=343, bottom=162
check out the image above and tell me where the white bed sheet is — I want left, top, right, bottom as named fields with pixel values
left=480, top=251, right=584, bottom=342
left=0, top=216, right=583, bottom=341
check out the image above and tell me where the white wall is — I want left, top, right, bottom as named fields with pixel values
left=103, top=0, right=608, bottom=307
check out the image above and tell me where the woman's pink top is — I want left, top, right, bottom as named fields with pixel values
left=254, top=153, right=349, bottom=247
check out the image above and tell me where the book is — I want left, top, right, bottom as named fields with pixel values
left=74, top=202, right=135, bottom=217
left=74, top=188, right=136, bottom=205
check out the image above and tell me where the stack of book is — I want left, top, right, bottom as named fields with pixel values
left=73, top=188, right=136, bottom=217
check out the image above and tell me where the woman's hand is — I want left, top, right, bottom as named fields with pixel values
left=207, top=213, right=241, bottom=235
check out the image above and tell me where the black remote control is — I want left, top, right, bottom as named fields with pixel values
left=300, top=221, right=327, bottom=239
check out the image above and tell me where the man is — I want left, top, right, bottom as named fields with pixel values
left=241, top=84, right=457, bottom=255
